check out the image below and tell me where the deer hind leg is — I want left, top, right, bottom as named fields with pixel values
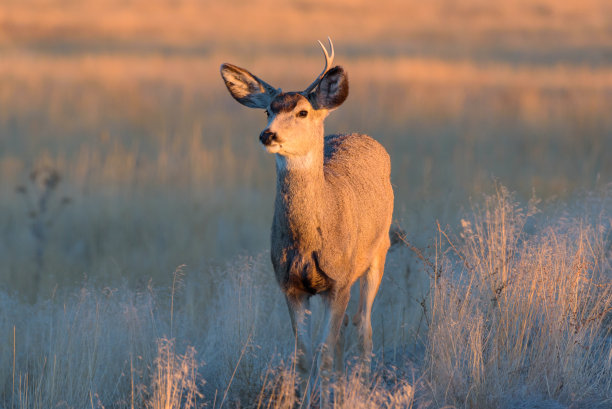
left=318, top=287, right=351, bottom=407
left=355, top=241, right=389, bottom=379
left=285, top=293, right=314, bottom=406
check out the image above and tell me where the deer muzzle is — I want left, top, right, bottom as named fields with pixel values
left=259, top=129, right=278, bottom=146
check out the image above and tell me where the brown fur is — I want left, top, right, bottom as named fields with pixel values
left=272, top=133, right=393, bottom=295
left=270, top=92, right=303, bottom=114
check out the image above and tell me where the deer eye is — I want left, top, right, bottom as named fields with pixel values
left=297, top=110, right=308, bottom=118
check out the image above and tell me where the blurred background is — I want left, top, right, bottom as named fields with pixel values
left=1, top=0, right=612, bottom=299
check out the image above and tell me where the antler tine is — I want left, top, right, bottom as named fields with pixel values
left=302, top=37, right=335, bottom=94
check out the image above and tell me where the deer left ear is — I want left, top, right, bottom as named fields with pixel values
left=310, top=66, right=349, bottom=110
left=220, top=63, right=279, bottom=109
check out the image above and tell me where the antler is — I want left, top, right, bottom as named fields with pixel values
left=302, top=37, right=335, bottom=95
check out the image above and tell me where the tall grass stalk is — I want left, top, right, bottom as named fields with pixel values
left=254, top=363, right=415, bottom=409
left=146, top=338, right=202, bottom=409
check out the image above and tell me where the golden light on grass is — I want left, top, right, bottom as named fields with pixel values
left=1, top=0, right=611, bottom=407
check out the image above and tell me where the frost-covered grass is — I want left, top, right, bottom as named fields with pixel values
left=0, top=186, right=609, bottom=408
left=423, top=186, right=612, bottom=408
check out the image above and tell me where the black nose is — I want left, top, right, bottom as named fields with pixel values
left=259, top=129, right=277, bottom=145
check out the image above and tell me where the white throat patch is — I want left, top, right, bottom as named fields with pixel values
left=275, top=152, right=316, bottom=172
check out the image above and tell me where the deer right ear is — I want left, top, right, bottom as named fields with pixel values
left=310, top=66, right=349, bottom=111
left=220, top=63, right=279, bottom=109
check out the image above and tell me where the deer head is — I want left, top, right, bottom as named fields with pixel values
left=220, top=38, right=349, bottom=157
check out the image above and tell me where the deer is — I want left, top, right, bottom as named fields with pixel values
left=220, top=38, right=393, bottom=406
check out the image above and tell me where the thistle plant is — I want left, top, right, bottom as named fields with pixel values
left=15, top=165, right=71, bottom=298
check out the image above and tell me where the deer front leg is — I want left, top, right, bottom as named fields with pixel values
left=335, top=313, right=349, bottom=375
left=318, top=287, right=350, bottom=406
left=285, top=293, right=314, bottom=406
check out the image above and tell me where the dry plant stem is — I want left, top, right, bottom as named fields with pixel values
left=12, top=325, right=15, bottom=409
left=130, top=355, right=135, bottom=409
left=218, top=330, right=254, bottom=409
left=170, top=265, right=186, bottom=339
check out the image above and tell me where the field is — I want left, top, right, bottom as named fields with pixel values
left=0, top=0, right=611, bottom=408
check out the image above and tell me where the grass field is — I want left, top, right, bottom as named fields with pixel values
left=0, top=0, right=611, bottom=408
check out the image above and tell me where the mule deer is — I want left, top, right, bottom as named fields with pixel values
left=220, top=38, right=393, bottom=405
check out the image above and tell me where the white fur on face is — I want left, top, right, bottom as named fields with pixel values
left=265, top=143, right=281, bottom=154
left=264, top=100, right=325, bottom=159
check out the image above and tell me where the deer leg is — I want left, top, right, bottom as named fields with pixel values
left=285, top=293, right=314, bottom=406
left=334, top=313, right=349, bottom=375
left=318, top=287, right=350, bottom=406
left=356, top=243, right=388, bottom=380
left=353, top=277, right=366, bottom=327
left=332, top=312, right=349, bottom=404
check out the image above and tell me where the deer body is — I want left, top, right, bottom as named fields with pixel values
left=220, top=39, right=393, bottom=406
left=273, top=133, right=392, bottom=296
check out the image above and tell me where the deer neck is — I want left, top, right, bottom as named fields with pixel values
left=274, top=146, right=325, bottom=247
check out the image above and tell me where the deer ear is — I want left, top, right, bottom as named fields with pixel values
left=310, top=66, right=349, bottom=110
left=220, top=63, right=279, bottom=109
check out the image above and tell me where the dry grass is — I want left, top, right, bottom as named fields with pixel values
left=2, top=49, right=611, bottom=298
left=1, top=0, right=612, bottom=407
left=2, top=0, right=612, bottom=61
left=147, top=338, right=203, bottom=409
left=424, top=186, right=612, bottom=408
left=0, top=186, right=609, bottom=408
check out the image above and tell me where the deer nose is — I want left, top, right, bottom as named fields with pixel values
left=259, top=129, right=277, bottom=145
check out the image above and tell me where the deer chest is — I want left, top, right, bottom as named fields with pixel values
left=271, top=246, right=332, bottom=295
